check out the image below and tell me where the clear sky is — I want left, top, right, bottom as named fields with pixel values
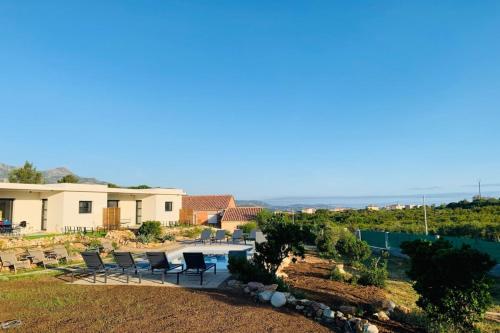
left=1, top=1, right=499, bottom=199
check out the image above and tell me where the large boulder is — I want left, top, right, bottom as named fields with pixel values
left=270, top=292, right=287, bottom=308
left=364, top=324, right=379, bottom=333
left=258, top=290, right=273, bottom=302
left=373, top=311, right=390, bottom=321
left=323, top=308, right=335, bottom=319
left=247, top=281, right=265, bottom=291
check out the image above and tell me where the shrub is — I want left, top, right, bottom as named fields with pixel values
left=162, top=233, right=176, bottom=242
left=180, top=226, right=202, bottom=238
left=358, top=257, right=388, bottom=288
left=401, top=239, right=496, bottom=332
left=136, top=234, right=153, bottom=244
left=138, top=221, right=162, bottom=240
left=239, top=221, right=257, bottom=234
left=87, top=238, right=102, bottom=250
left=228, top=256, right=276, bottom=285
left=335, top=232, right=371, bottom=264
left=330, top=266, right=346, bottom=282
left=111, top=241, right=119, bottom=250
left=316, top=223, right=342, bottom=258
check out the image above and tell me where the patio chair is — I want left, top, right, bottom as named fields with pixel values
left=212, top=230, right=226, bottom=244
left=51, top=245, right=70, bottom=263
left=112, top=252, right=142, bottom=283
left=0, top=251, right=31, bottom=274
left=28, top=249, right=59, bottom=269
left=145, top=252, right=184, bottom=284
left=182, top=252, right=216, bottom=285
left=229, top=229, right=244, bottom=244
left=73, top=251, right=113, bottom=283
left=196, top=229, right=212, bottom=244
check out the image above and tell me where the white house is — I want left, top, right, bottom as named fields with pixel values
left=0, top=183, right=185, bottom=233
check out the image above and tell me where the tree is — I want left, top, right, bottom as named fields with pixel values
left=58, top=174, right=79, bottom=183
left=401, top=239, right=496, bottom=332
left=254, top=211, right=310, bottom=275
left=335, top=232, right=371, bottom=264
left=8, top=161, right=43, bottom=184
left=128, top=185, right=151, bottom=189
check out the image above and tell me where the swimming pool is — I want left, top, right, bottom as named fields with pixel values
left=167, top=244, right=253, bottom=271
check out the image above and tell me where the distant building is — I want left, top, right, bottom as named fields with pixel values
left=301, top=208, right=316, bottom=214
left=386, top=204, right=405, bottom=210
left=329, top=207, right=350, bottom=212
left=404, top=204, right=416, bottom=209
left=366, top=205, right=380, bottom=211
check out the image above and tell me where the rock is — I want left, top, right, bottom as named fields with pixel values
left=270, top=292, right=287, bottom=308
left=315, top=309, right=323, bottom=317
left=336, top=311, right=344, bottom=318
left=286, top=295, right=297, bottom=305
left=247, top=281, right=265, bottom=291
left=364, top=324, right=379, bottom=333
left=310, top=302, right=321, bottom=311
left=243, top=287, right=250, bottom=294
left=260, top=284, right=278, bottom=291
left=258, top=290, right=273, bottom=302
left=295, top=305, right=304, bottom=311
left=339, top=305, right=357, bottom=315
left=323, top=308, right=335, bottom=319
left=299, top=299, right=311, bottom=306
left=373, top=311, right=390, bottom=321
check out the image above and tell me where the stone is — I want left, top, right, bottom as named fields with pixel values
left=336, top=311, right=344, bottom=318
left=295, top=305, right=304, bottom=311
left=243, top=287, right=250, bottom=294
left=247, top=281, right=265, bottom=291
left=299, top=299, right=311, bottom=306
left=364, top=324, right=379, bottom=333
left=310, top=302, right=321, bottom=311
left=261, top=284, right=278, bottom=291
left=373, top=311, right=390, bottom=321
left=319, top=303, right=328, bottom=310
left=323, top=308, right=335, bottom=319
left=286, top=295, right=297, bottom=305
left=339, top=305, right=357, bottom=315
left=258, top=290, right=273, bottom=302
left=270, top=292, right=287, bottom=308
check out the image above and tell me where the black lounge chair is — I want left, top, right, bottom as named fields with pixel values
left=229, top=229, right=244, bottom=244
left=145, top=252, right=184, bottom=284
left=113, top=252, right=142, bottom=283
left=195, top=229, right=212, bottom=244
left=74, top=251, right=113, bottom=283
left=182, top=252, right=216, bottom=285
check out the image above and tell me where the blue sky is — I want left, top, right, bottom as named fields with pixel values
left=1, top=1, right=499, bottom=199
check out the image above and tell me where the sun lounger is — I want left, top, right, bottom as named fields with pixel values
left=182, top=252, right=216, bottom=285
left=51, top=245, right=70, bottom=263
left=212, top=230, right=226, bottom=244
left=28, top=249, right=59, bottom=269
left=146, top=252, right=184, bottom=284
left=112, top=252, right=142, bottom=283
left=0, top=252, right=31, bottom=273
left=74, top=251, right=113, bottom=283
left=196, top=229, right=212, bottom=244
left=229, top=229, right=244, bottom=244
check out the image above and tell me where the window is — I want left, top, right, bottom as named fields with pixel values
left=136, top=200, right=142, bottom=225
left=79, top=201, right=92, bottom=214
left=165, top=201, right=173, bottom=212
left=107, top=200, right=119, bottom=208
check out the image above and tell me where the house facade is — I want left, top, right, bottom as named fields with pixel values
left=179, top=195, right=236, bottom=226
left=0, top=183, right=184, bottom=233
left=220, top=207, right=263, bottom=231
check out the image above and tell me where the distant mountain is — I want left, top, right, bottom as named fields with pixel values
left=0, top=163, right=107, bottom=184
left=236, top=200, right=271, bottom=208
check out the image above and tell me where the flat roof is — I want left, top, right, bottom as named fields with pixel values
left=0, top=183, right=185, bottom=195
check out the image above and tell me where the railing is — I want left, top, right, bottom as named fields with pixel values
left=63, top=226, right=97, bottom=234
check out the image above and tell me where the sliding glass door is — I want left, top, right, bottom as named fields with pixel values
left=0, top=199, right=14, bottom=222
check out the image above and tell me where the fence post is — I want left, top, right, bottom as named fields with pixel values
left=355, top=229, right=361, bottom=240
left=385, top=232, right=389, bottom=249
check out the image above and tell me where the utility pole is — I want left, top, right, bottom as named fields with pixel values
left=478, top=180, right=482, bottom=199
left=423, top=195, right=428, bottom=236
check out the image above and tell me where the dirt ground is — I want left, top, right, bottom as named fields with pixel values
left=283, top=256, right=425, bottom=333
left=0, top=276, right=330, bottom=333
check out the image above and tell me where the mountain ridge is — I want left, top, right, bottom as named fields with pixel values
left=0, top=163, right=107, bottom=184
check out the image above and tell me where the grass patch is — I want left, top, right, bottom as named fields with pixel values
left=23, top=233, right=60, bottom=240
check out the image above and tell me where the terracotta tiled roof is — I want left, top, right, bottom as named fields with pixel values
left=221, top=207, right=263, bottom=222
left=182, top=195, right=235, bottom=211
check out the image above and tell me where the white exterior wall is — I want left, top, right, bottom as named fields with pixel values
left=0, top=190, right=43, bottom=233
left=58, top=191, right=107, bottom=232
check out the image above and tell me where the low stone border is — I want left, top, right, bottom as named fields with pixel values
left=226, top=279, right=382, bottom=333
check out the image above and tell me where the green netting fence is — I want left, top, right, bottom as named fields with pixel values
left=358, top=230, right=500, bottom=262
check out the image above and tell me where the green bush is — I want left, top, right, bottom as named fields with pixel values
left=239, top=221, right=258, bottom=234
left=227, top=256, right=289, bottom=291
left=136, top=234, right=153, bottom=244
left=401, top=239, right=496, bottom=332
left=335, top=233, right=371, bottom=264
left=330, top=266, right=346, bottom=282
left=162, top=233, right=176, bottom=242
left=358, top=258, right=388, bottom=288
left=138, top=221, right=162, bottom=240
left=316, top=223, right=343, bottom=258
left=87, top=238, right=102, bottom=251
left=180, top=226, right=202, bottom=238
